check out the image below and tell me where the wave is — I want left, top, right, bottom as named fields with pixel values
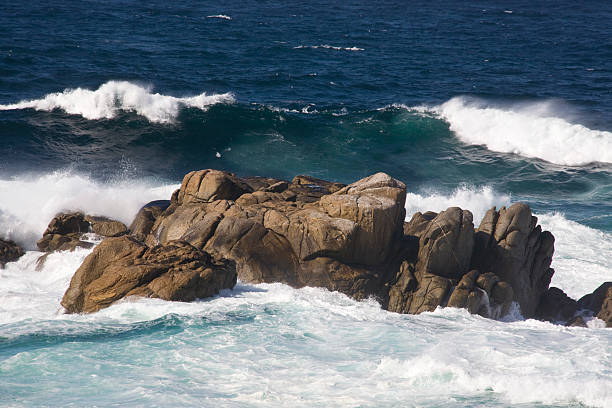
left=206, top=14, right=231, bottom=20
left=431, top=96, right=612, bottom=166
left=0, top=170, right=178, bottom=249
left=293, top=44, right=364, bottom=51
left=0, top=81, right=234, bottom=123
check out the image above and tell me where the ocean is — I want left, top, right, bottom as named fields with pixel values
left=0, top=1, right=611, bottom=406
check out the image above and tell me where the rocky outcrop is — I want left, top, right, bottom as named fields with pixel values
left=535, top=287, right=579, bottom=323
left=61, top=236, right=236, bottom=313
left=471, top=204, right=555, bottom=318
left=0, top=238, right=24, bottom=267
left=578, top=282, right=612, bottom=327
left=37, top=212, right=128, bottom=252
left=63, top=169, right=591, bottom=323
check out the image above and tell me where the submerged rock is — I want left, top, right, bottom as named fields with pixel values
left=0, top=238, right=24, bottom=267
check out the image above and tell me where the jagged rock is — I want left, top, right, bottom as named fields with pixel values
left=63, top=169, right=577, bottom=323
left=61, top=236, right=236, bottom=313
left=84, top=215, right=127, bottom=237
left=535, top=287, right=579, bottom=323
left=177, top=169, right=253, bottom=204
left=471, top=203, right=555, bottom=318
left=415, top=207, right=474, bottom=279
left=577, top=282, right=612, bottom=313
left=578, top=283, right=612, bottom=327
left=0, top=238, right=24, bottom=267
left=597, top=288, right=612, bottom=327
left=37, top=212, right=128, bottom=252
left=128, top=200, right=170, bottom=242
left=37, top=212, right=92, bottom=252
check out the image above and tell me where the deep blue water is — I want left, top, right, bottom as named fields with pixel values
left=1, top=2, right=611, bottom=407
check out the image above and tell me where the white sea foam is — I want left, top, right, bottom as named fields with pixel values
left=405, top=185, right=511, bottom=224
left=294, top=44, right=364, bottom=51
left=539, top=213, right=612, bottom=299
left=1, top=178, right=611, bottom=407
left=431, top=96, right=612, bottom=166
left=0, top=171, right=178, bottom=249
left=0, top=81, right=234, bottom=123
left=206, top=14, right=231, bottom=20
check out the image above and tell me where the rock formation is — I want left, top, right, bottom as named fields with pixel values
left=60, top=169, right=567, bottom=319
left=61, top=236, right=236, bottom=313
left=37, top=212, right=128, bottom=252
left=0, top=238, right=24, bottom=267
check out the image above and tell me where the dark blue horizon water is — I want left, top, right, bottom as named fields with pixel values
left=1, top=0, right=611, bottom=232
left=1, top=3, right=612, bottom=408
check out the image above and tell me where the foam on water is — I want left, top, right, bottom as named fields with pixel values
left=1, top=181, right=611, bottom=407
left=430, top=96, right=612, bottom=166
left=539, top=213, right=612, bottom=299
left=0, top=170, right=178, bottom=249
left=206, top=14, right=231, bottom=20
left=293, top=44, right=364, bottom=51
left=0, top=81, right=235, bottom=123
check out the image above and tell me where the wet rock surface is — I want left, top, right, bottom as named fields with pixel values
left=57, top=169, right=610, bottom=325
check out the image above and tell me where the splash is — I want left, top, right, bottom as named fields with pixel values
left=0, top=81, right=234, bottom=123
left=432, top=96, right=612, bottom=166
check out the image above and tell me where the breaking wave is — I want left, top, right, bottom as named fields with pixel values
left=431, top=97, right=612, bottom=166
left=0, top=81, right=234, bottom=123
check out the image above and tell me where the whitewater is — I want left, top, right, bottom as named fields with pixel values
left=1, top=172, right=610, bottom=407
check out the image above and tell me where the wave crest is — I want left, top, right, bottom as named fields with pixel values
left=0, top=81, right=234, bottom=123
left=432, top=96, right=612, bottom=166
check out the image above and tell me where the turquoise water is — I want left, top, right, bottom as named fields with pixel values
left=0, top=1, right=611, bottom=406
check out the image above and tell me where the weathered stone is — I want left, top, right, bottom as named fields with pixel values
left=472, top=204, right=555, bottom=318
left=577, top=282, right=612, bottom=313
left=61, top=236, right=236, bottom=313
left=597, top=287, right=612, bottom=327
left=129, top=200, right=170, bottom=242
left=177, top=169, right=252, bottom=204
left=447, top=270, right=480, bottom=309
left=535, top=287, right=579, bottom=323
left=415, top=207, right=474, bottom=279
left=84, top=215, right=127, bottom=237
left=0, top=238, right=24, bottom=267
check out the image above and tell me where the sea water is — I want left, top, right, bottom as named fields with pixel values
left=1, top=1, right=611, bottom=406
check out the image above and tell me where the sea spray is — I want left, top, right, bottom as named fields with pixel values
left=0, top=81, right=235, bottom=124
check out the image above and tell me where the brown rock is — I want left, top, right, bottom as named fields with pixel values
left=447, top=270, right=480, bottom=309
left=61, top=236, right=236, bottom=313
left=535, top=287, right=578, bottom=323
left=84, top=215, right=127, bottom=237
left=577, top=282, right=612, bottom=313
left=471, top=203, right=555, bottom=318
left=597, top=287, right=612, bottom=327
left=415, top=207, right=474, bottom=279
left=129, top=200, right=170, bottom=242
left=0, top=238, right=24, bottom=267
left=177, top=169, right=252, bottom=204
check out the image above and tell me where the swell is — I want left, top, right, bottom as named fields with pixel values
left=430, top=96, right=612, bottom=166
